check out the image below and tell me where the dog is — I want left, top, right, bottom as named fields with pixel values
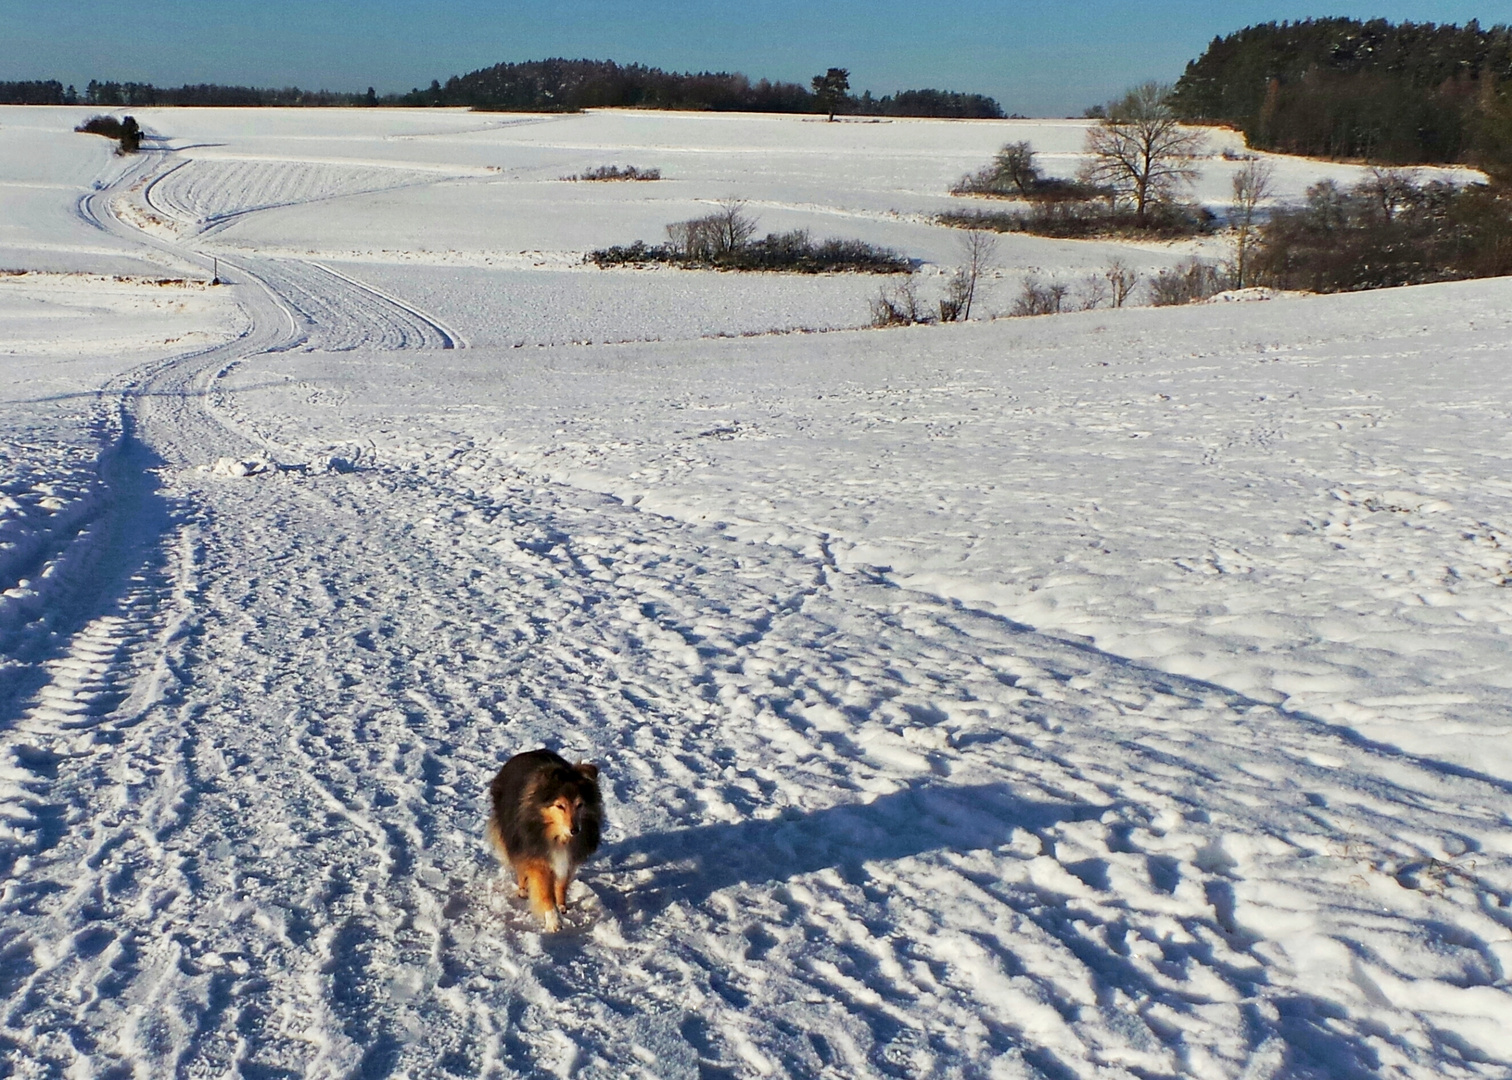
left=486, top=749, right=603, bottom=931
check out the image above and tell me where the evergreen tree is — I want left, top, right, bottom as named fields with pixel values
left=1172, top=19, right=1512, bottom=168
left=812, top=68, right=850, bottom=121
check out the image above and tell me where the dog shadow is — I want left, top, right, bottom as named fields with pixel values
left=593, top=781, right=1106, bottom=920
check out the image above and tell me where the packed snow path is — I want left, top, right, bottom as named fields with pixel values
left=2, top=113, right=1511, bottom=1079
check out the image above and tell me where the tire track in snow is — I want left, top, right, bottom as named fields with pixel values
left=2, top=129, right=477, bottom=1077
left=247, top=257, right=459, bottom=352
left=142, top=155, right=476, bottom=240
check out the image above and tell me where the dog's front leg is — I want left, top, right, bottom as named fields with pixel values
left=518, top=860, right=561, bottom=931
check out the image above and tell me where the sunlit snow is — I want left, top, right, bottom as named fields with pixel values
left=2, top=104, right=1510, bottom=1079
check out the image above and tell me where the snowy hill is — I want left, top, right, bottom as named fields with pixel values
left=1, top=104, right=1510, bottom=1079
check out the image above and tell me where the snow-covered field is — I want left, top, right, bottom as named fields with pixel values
left=2, top=104, right=1510, bottom=1079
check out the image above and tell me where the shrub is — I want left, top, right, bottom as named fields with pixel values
left=1076, top=273, right=1111, bottom=310
left=870, top=278, right=931, bottom=326
left=953, top=141, right=1038, bottom=196
left=1149, top=258, right=1229, bottom=306
left=938, top=275, right=969, bottom=322
left=75, top=114, right=141, bottom=153
left=940, top=200, right=1213, bottom=240
left=1010, top=275, right=1071, bottom=316
left=590, top=240, right=664, bottom=265
left=593, top=200, right=910, bottom=273
left=563, top=164, right=661, bottom=181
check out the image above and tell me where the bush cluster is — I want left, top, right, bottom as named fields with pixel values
left=75, top=114, right=141, bottom=153
left=869, top=279, right=931, bottom=325
left=1005, top=256, right=1176, bottom=316
left=592, top=204, right=910, bottom=273
left=1148, top=258, right=1230, bottom=305
left=1252, top=173, right=1512, bottom=291
left=946, top=139, right=1215, bottom=239
left=563, top=165, right=662, bottom=181
left=940, top=202, right=1215, bottom=240
left=951, top=142, right=1101, bottom=201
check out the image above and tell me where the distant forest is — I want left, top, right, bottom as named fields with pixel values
left=401, top=59, right=1005, bottom=117
left=1172, top=18, right=1512, bottom=172
left=0, top=79, right=376, bottom=108
left=0, top=60, right=1005, bottom=119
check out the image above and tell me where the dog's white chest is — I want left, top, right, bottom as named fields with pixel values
left=550, top=846, right=572, bottom=882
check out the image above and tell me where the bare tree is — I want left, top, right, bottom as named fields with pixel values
left=940, top=229, right=997, bottom=321
left=1077, top=273, right=1110, bottom=310
left=712, top=198, right=757, bottom=252
left=1081, top=82, right=1206, bottom=226
left=1103, top=256, right=1139, bottom=307
left=952, top=141, right=1040, bottom=197
left=1011, top=275, right=1070, bottom=316
left=1229, top=158, right=1274, bottom=288
left=994, top=142, right=1039, bottom=194
left=667, top=199, right=757, bottom=260
left=1359, top=166, right=1419, bottom=223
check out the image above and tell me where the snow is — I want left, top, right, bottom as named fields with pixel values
left=1, top=103, right=1511, bottom=1079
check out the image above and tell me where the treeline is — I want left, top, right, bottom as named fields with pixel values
left=1171, top=19, right=1512, bottom=172
left=0, top=79, right=71, bottom=104
left=407, top=59, right=809, bottom=111
left=404, top=58, right=1003, bottom=117
left=1, top=78, right=375, bottom=107
left=3, top=61, right=1002, bottom=119
left=856, top=88, right=1006, bottom=119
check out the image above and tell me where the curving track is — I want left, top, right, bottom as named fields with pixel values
left=143, top=157, right=443, bottom=236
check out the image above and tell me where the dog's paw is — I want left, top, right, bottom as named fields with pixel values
left=539, top=907, right=561, bottom=933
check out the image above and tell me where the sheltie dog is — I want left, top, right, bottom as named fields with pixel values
left=486, top=749, right=603, bottom=931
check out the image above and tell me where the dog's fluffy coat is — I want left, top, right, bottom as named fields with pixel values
left=486, top=749, right=603, bottom=931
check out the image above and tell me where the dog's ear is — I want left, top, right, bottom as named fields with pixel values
left=574, top=762, right=600, bottom=782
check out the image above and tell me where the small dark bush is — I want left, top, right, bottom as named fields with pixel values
left=76, top=114, right=141, bottom=152
left=563, top=164, right=662, bottom=181
left=591, top=240, right=666, bottom=265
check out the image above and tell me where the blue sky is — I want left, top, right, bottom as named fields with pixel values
left=0, top=1, right=1501, bottom=115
